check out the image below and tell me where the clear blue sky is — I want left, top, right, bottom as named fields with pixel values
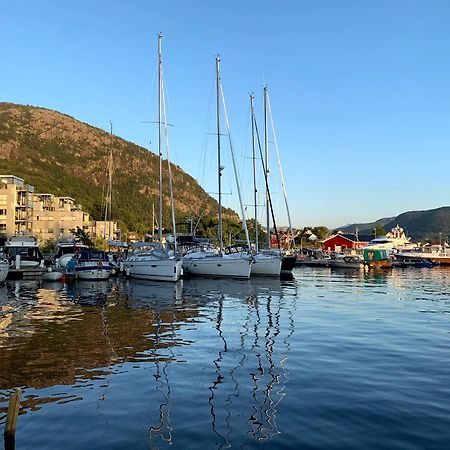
left=2, top=0, right=450, bottom=229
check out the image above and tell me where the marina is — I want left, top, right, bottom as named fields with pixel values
left=1, top=266, right=450, bottom=449
left=1, top=2, right=450, bottom=449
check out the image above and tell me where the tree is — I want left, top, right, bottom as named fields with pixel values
left=373, top=225, right=386, bottom=237
left=70, top=226, right=95, bottom=248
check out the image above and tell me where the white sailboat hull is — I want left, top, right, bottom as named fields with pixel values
left=183, top=255, right=252, bottom=279
left=126, top=257, right=182, bottom=282
left=251, top=254, right=281, bottom=276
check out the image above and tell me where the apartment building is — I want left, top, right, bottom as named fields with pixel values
left=32, top=194, right=91, bottom=243
left=90, top=220, right=120, bottom=241
left=1, top=174, right=121, bottom=245
left=0, top=175, right=34, bottom=238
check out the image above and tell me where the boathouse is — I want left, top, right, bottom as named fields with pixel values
left=323, top=231, right=372, bottom=252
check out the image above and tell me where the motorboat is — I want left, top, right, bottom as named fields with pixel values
left=301, top=250, right=333, bottom=267
left=395, top=244, right=450, bottom=266
left=363, top=248, right=393, bottom=269
left=3, top=235, right=44, bottom=269
left=41, top=267, right=64, bottom=282
left=74, top=249, right=112, bottom=280
left=124, top=242, right=182, bottom=282
left=54, top=240, right=88, bottom=269
left=330, top=253, right=363, bottom=269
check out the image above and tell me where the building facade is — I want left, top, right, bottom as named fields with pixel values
left=1, top=174, right=121, bottom=245
left=0, top=175, right=34, bottom=238
left=32, top=194, right=91, bottom=243
left=322, top=232, right=372, bottom=253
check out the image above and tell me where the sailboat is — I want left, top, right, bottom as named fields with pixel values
left=261, top=86, right=296, bottom=275
left=247, top=93, right=282, bottom=277
left=124, top=34, right=182, bottom=282
left=182, top=56, right=252, bottom=279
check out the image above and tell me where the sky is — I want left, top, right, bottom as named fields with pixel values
left=2, top=0, right=450, bottom=229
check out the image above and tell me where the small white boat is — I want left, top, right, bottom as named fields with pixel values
left=330, top=254, right=363, bottom=269
left=41, top=268, right=64, bottom=282
left=74, top=249, right=112, bottom=280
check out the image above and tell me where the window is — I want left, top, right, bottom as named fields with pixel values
left=0, top=209, right=6, bottom=215
left=0, top=224, right=5, bottom=231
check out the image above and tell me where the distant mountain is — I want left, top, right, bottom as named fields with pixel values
left=337, top=207, right=450, bottom=242
left=0, top=102, right=238, bottom=234
left=337, top=217, right=394, bottom=234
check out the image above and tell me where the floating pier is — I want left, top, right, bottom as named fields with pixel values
left=7, top=267, right=48, bottom=280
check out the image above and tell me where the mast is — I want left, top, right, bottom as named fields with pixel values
left=108, top=121, right=113, bottom=240
left=158, top=33, right=163, bottom=243
left=250, top=94, right=259, bottom=253
left=219, top=81, right=251, bottom=248
left=103, top=121, right=113, bottom=243
left=264, top=86, right=270, bottom=248
left=216, top=56, right=223, bottom=254
left=267, top=90, right=295, bottom=247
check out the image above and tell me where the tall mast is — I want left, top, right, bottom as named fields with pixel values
left=103, top=121, right=113, bottom=242
left=158, top=33, right=163, bottom=243
left=264, top=86, right=270, bottom=248
left=250, top=94, right=258, bottom=253
left=108, top=121, right=113, bottom=240
left=216, top=56, right=223, bottom=254
left=267, top=90, right=295, bottom=247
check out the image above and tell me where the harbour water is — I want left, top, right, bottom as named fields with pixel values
left=1, top=266, right=449, bottom=449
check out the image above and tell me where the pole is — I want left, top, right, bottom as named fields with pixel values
left=250, top=94, right=258, bottom=253
left=264, top=86, right=270, bottom=248
left=108, top=121, right=113, bottom=241
left=4, top=389, right=21, bottom=450
left=158, top=33, right=163, bottom=243
left=216, top=56, right=223, bottom=254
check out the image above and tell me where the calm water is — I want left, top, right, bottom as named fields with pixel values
left=0, top=267, right=449, bottom=449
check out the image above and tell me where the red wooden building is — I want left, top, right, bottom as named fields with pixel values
left=322, top=232, right=372, bottom=252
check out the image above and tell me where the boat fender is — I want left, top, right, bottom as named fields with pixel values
left=126, top=267, right=130, bottom=277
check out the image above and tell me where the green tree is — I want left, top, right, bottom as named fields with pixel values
left=373, top=225, right=386, bottom=237
left=70, top=226, right=95, bottom=248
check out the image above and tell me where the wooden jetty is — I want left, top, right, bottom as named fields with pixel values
left=7, top=267, right=48, bottom=280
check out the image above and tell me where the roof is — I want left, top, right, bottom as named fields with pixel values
left=324, top=232, right=372, bottom=244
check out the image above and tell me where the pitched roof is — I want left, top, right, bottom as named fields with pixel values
left=324, top=232, right=372, bottom=244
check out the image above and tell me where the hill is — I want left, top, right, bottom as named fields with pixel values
left=0, top=102, right=238, bottom=234
left=338, top=207, right=450, bottom=242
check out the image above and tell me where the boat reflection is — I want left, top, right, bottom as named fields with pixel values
left=0, top=276, right=297, bottom=447
left=186, top=276, right=296, bottom=446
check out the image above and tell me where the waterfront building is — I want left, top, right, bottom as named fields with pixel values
left=0, top=175, right=34, bottom=239
left=32, top=194, right=91, bottom=243
left=323, top=231, right=372, bottom=253
left=90, top=220, right=120, bottom=241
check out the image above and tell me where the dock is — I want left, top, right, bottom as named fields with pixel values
left=7, top=267, right=48, bottom=280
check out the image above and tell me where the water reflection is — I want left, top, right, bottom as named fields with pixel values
left=0, top=276, right=300, bottom=448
